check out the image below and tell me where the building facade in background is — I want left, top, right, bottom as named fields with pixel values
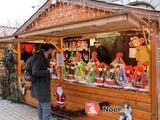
left=99, top=0, right=160, bottom=10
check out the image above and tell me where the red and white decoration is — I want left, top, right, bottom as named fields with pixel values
left=55, top=85, right=65, bottom=108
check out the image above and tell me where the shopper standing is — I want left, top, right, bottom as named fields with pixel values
left=30, top=44, right=55, bottom=120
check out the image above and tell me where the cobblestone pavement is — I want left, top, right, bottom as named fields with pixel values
left=0, top=98, right=68, bottom=120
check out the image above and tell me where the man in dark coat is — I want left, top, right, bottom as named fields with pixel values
left=94, top=39, right=111, bottom=65
left=31, top=44, right=54, bottom=120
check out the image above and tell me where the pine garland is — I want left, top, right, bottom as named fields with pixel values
left=0, top=44, right=24, bottom=103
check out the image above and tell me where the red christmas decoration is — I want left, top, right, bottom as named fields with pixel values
left=129, top=36, right=145, bottom=48
left=55, top=85, right=65, bottom=108
left=85, top=102, right=100, bottom=116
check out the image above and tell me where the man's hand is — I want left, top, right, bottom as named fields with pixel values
left=48, top=67, right=53, bottom=74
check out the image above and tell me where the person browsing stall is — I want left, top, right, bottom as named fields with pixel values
left=30, top=44, right=55, bottom=120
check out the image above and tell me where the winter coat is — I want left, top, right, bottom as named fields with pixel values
left=30, top=53, right=51, bottom=103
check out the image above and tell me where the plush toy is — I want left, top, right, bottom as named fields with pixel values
left=129, top=36, right=144, bottom=48
left=55, top=85, right=65, bottom=108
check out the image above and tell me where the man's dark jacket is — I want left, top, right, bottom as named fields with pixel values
left=30, top=53, right=51, bottom=103
left=97, top=45, right=111, bottom=65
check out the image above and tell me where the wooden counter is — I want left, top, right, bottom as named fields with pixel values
left=21, top=77, right=151, bottom=120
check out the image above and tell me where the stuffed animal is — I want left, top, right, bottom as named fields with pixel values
left=129, top=36, right=144, bottom=48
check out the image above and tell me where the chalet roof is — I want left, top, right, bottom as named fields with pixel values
left=15, top=0, right=160, bottom=35
left=0, top=26, right=17, bottom=37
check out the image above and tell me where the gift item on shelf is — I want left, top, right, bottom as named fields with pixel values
left=108, top=52, right=128, bottom=87
left=84, top=52, right=100, bottom=83
left=65, top=62, right=76, bottom=81
left=75, top=52, right=86, bottom=81
left=132, top=65, right=148, bottom=88
left=95, top=62, right=108, bottom=83
left=105, top=65, right=115, bottom=85
left=129, top=36, right=145, bottom=48
left=126, top=65, right=134, bottom=86
left=90, top=52, right=99, bottom=63
left=114, top=64, right=128, bottom=87
left=83, top=62, right=95, bottom=83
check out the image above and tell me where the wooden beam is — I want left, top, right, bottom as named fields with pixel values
left=59, top=38, right=64, bottom=83
left=15, top=12, right=146, bottom=38
left=150, top=21, right=158, bottom=120
left=16, top=42, right=21, bottom=84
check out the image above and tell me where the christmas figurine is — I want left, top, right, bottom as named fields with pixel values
left=105, top=65, right=115, bottom=85
left=110, top=52, right=128, bottom=87
left=55, top=85, right=65, bottom=108
left=119, top=102, right=132, bottom=120
left=126, top=65, right=134, bottom=82
left=75, top=52, right=86, bottom=81
left=95, top=62, right=108, bottom=83
left=83, top=52, right=100, bottom=83
left=126, top=65, right=134, bottom=87
left=132, top=65, right=147, bottom=88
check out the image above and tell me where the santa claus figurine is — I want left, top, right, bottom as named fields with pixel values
left=55, top=85, right=65, bottom=108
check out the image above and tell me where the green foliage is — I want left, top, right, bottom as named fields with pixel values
left=0, top=75, right=7, bottom=99
left=0, top=46, right=24, bottom=103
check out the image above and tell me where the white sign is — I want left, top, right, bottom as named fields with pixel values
left=52, top=0, right=57, bottom=4
left=129, top=48, right=137, bottom=58
left=56, top=53, right=64, bottom=67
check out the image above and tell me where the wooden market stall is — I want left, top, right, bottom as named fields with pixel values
left=0, top=0, right=160, bottom=120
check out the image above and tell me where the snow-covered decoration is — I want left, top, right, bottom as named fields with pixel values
left=119, top=101, right=132, bottom=120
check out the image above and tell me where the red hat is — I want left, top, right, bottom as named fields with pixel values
left=92, top=52, right=97, bottom=57
left=126, top=65, right=133, bottom=70
left=116, top=52, right=123, bottom=57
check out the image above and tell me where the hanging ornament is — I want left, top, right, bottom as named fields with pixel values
left=129, top=36, right=145, bottom=48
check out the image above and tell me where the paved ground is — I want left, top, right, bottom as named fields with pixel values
left=0, top=98, right=68, bottom=120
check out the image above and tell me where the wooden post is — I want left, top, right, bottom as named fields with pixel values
left=150, top=21, right=158, bottom=120
left=16, top=42, right=21, bottom=82
left=59, top=38, right=64, bottom=83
